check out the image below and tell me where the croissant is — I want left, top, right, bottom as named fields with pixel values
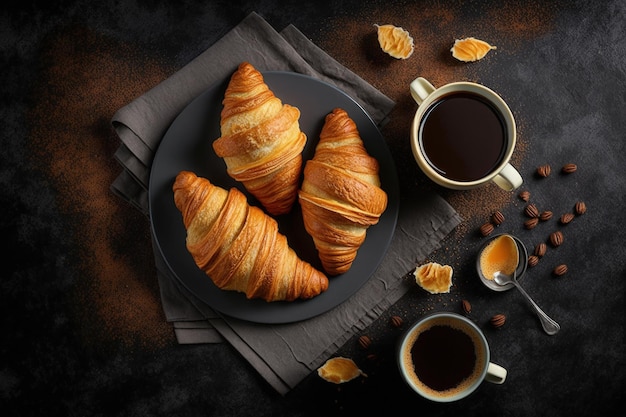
left=173, top=171, right=328, bottom=302
left=213, top=62, right=306, bottom=216
left=298, top=108, right=388, bottom=276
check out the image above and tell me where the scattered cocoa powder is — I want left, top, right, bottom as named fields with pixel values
left=27, top=26, right=174, bottom=349
left=487, top=1, right=558, bottom=45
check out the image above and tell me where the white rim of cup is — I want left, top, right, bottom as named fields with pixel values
left=410, top=82, right=516, bottom=189
left=397, top=312, right=490, bottom=402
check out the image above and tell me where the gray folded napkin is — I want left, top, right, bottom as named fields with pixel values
left=111, top=11, right=461, bottom=394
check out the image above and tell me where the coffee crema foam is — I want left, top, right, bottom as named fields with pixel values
left=401, top=317, right=487, bottom=399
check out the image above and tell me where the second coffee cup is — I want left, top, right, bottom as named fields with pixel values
left=410, top=77, right=522, bottom=191
left=397, top=312, right=507, bottom=402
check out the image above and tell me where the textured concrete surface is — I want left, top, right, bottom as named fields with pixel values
left=2, top=0, right=625, bottom=415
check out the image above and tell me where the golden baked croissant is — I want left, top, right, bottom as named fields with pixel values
left=213, top=62, right=306, bottom=216
left=173, top=171, right=328, bottom=302
left=298, top=108, right=388, bottom=276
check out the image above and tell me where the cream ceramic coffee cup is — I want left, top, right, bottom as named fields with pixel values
left=397, top=312, right=507, bottom=402
left=410, top=77, right=522, bottom=191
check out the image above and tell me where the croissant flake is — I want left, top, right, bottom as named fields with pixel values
left=375, top=24, right=414, bottom=59
left=317, top=357, right=366, bottom=384
left=413, top=262, right=453, bottom=294
left=451, top=37, right=496, bottom=62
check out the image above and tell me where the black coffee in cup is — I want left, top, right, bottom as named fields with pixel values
left=411, top=324, right=476, bottom=391
left=419, top=92, right=507, bottom=182
left=400, top=316, right=486, bottom=399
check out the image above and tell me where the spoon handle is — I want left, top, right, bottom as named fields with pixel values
left=512, top=281, right=561, bottom=335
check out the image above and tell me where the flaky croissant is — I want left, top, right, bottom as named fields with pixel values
left=213, top=62, right=306, bottom=216
left=298, top=108, right=388, bottom=276
left=173, top=171, right=328, bottom=302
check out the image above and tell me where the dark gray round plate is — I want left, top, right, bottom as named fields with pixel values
left=149, top=71, right=399, bottom=324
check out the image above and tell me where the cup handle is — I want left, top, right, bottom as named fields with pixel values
left=410, top=77, right=436, bottom=105
left=485, top=362, right=507, bottom=384
left=492, top=163, right=523, bottom=191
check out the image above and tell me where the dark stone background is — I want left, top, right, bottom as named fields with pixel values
left=2, top=0, right=625, bottom=416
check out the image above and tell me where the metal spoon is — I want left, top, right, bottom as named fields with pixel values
left=494, top=270, right=561, bottom=335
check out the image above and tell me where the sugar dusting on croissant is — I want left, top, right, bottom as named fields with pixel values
left=213, top=62, right=306, bottom=216
left=299, top=108, right=388, bottom=276
left=173, top=170, right=328, bottom=302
